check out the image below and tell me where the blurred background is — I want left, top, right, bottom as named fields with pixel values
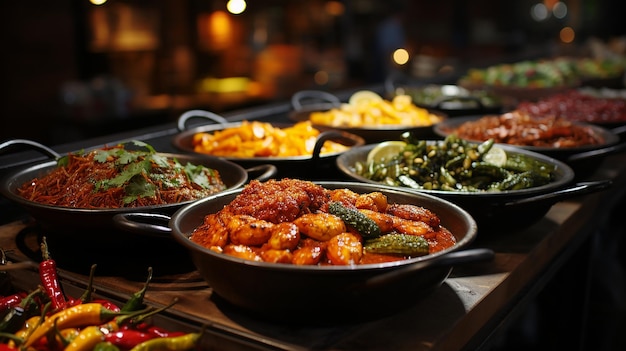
left=2, top=0, right=625, bottom=145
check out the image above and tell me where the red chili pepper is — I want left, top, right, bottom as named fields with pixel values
left=93, top=299, right=121, bottom=313
left=144, top=325, right=186, bottom=338
left=0, top=293, right=26, bottom=313
left=122, top=323, right=186, bottom=338
left=0, top=343, right=18, bottom=351
left=39, top=237, right=70, bottom=312
left=104, top=329, right=156, bottom=349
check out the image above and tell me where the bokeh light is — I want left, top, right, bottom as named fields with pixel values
left=531, top=3, right=549, bottom=21
left=552, top=2, right=567, bottom=19
left=226, top=0, right=246, bottom=15
left=393, top=48, right=410, bottom=65
left=559, top=26, right=575, bottom=43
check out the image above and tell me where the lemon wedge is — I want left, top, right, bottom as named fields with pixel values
left=367, top=141, right=407, bottom=163
left=482, top=145, right=507, bottom=167
left=349, top=90, right=383, bottom=106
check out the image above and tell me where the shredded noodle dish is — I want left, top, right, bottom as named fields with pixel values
left=17, top=141, right=227, bottom=209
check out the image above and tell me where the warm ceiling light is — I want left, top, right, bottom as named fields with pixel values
left=325, top=1, right=344, bottom=16
left=560, top=26, right=575, bottom=43
left=227, top=0, right=246, bottom=15
left=89, top=0, right=107, bottom=5
left=393, top=48, right=410, bottom=65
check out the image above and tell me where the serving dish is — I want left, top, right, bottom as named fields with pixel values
left=0, top=139, right=275, bottom=233
left=384, top=76, right=505, bottom=116
left=172, top=110, right=365, bottom=179
left=336, top=142, right=612, bottom=231
left=0, top=139, right=276, bottom=275
left=433, top=114, right=626, bottom=176
left=288, top=90, right=445, bottom=143
left=114, top=181, right=493, bottom=323
left=516, top=88, right=626, bottom=128
left=457, top=58, right=581, bottom=103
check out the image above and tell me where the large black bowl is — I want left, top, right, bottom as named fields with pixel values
left=433, top=115, right=626, bottom=178
left=172, top=110, right=365, bottom=179
left=336, top=143, right=612, bottom=231
left=165, top=181, right=489, bottom=323
left=0, top=139, right=275, bottom=275
left=288, top=90, right=445, bottom=143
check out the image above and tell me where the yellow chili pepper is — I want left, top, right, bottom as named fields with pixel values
left=5, top=315, right=40, bottom=348
left=64, top=324, right=111, bottom=351
left=65, top=299, right=175, bottom=351
left=23, top=303, right=120, bottom=348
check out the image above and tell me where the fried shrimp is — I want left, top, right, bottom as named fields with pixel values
left=227, top=214, right=275, bottom=246
left=266, top=222, right=300, bottom=250
left=260, top=249, right=293, bottom=263
left=326, top=232, right=363, bottom=265
left=292, top=239, right=326, bottom=265
left=386, top=203, right=440, bottom=227
left=293, top=212, right=347, bottom=241
left=358, top=209, right=394, bottom=233
left=189, top=213, right=229, bottom=249
left=355, top=191, right=388, bottom=212
left=223, top=244, right=263, bottom=261
left=391, top=217, right=434, bottom=237
left=328, top=188, right=359, bottom=207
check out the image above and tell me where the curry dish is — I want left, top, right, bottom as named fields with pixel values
left=445, top=110, right=604, bottom=148
left=189, top=179, right=456, bottom=265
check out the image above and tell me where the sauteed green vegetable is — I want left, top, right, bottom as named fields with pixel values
left=354, top=133, right=555, bottom=192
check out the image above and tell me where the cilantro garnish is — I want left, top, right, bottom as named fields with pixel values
left=123, top=176, right=157, bottom=204
left=86, top=141, right=222, bottom=205
left=184, top=163, right=213, bottom=189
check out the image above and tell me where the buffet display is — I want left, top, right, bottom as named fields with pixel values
left=1, top=53, right=625, bottom=350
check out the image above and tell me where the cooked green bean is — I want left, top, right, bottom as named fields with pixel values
left=354, top=134, right=555, bottom=192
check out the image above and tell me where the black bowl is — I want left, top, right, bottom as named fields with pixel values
left=336, top=143, right=611, bottom=231
left=169, top=181, right=485, bottom=323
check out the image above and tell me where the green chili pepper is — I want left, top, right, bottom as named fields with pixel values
left=121, top=267, right=153, bottom=312
left=94, top=341, right=121, bottom=351
left=129, top=332, right=200, bottom=351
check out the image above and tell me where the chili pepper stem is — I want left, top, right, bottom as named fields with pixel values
left=78, top=264, right=98, bottom=303
left=121, top=267, right=153, bottom=312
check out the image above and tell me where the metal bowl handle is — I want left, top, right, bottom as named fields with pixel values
left=567, top=142, right=626, bottom=163
left=433, top=95, right=485, bottom=109
left=362, top=248, right=495, bottom=288
left=0, top=139, right=61, bottom=160
left=245, top=164, right=278, bottom=182
left=112, top=213, right=172, bottom=236
left=177, top=110, right=229, bottom=132
left=291, top=90, right=341, bottom=111
left=503, top=179, right=613, bottom=207
left=311, top=130, right=365, bottom=162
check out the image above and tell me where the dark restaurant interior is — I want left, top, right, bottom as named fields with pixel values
left=1, top=0, right=626, bottom=350
left=3, top=0, right=625, bottom=145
